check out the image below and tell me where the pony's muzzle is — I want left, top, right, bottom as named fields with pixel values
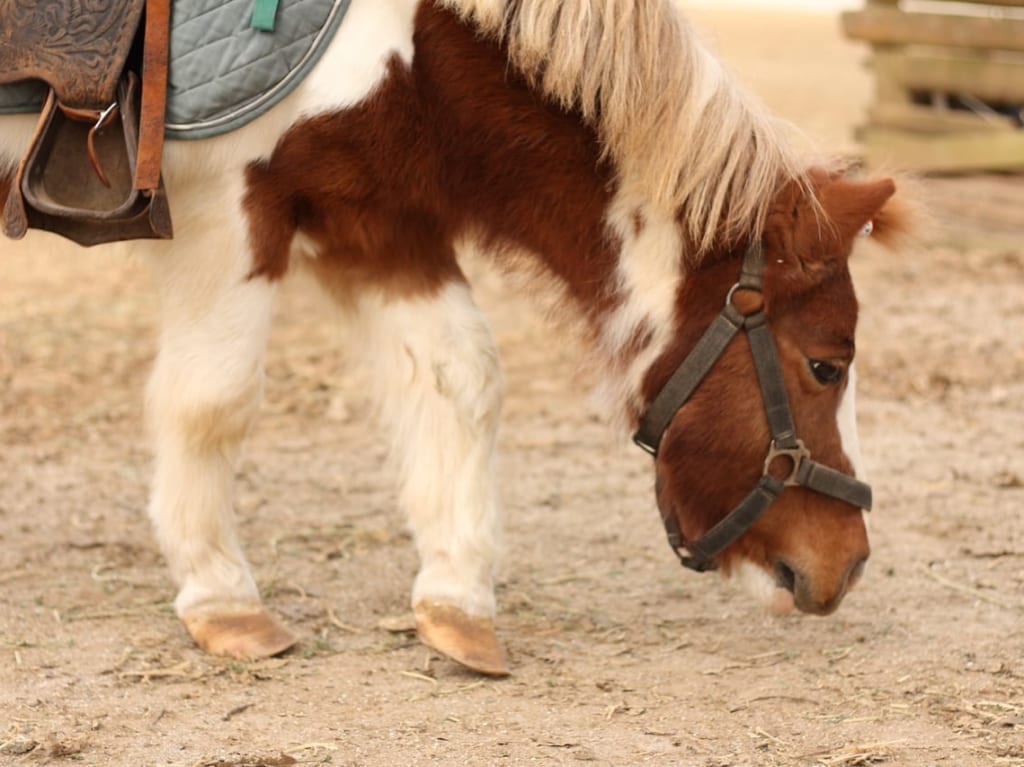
left=774, top=553, right=868, bottom=616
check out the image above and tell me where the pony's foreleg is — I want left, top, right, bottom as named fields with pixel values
left=145, top=233, right=294, bottom=660
left=355, top=280, right=507, bottom=675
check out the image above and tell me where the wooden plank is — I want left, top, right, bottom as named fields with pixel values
left=913, top=0, right=1024, bottom=7
left=862, top=126, right=1024, bottom=172
left=868, top=101, right=1019, bottom=133
left=874, top=49, right=1024, bottom=103
left=842, top=9, right=1024, bottom=52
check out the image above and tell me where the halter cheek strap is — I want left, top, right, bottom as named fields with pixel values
left=633, top=243, right=872, bottom=573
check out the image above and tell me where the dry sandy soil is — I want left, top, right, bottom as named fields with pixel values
left=1, top=8, right=1022, bottom=767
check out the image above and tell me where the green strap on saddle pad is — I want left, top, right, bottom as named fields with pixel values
left=251, top=0, right=280, bottom=31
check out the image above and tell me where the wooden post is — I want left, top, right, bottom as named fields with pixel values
left=842, top=0, right=1024, bottom=172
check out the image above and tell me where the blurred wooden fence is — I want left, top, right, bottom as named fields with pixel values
left=842, top=0, right=1024, bottom=172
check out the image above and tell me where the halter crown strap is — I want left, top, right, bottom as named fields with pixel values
left=633, top=305, right=744, bottom=455
left=633, top=243, right=763, bottom=455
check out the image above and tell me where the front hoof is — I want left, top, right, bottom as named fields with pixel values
left=182, top=604, right=297, bottom=660
left=414, top=600, right=510, bottom=677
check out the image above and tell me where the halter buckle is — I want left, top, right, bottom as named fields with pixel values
left=763, top=439, right=810, bottom=486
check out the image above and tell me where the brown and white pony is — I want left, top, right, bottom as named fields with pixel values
left=0, top=0, right=906, bottom=675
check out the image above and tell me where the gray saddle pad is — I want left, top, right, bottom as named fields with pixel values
left=0, top=0, right=351, bottom=140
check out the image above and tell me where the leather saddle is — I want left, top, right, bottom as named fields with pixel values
left=0, top=0, right=173, bottom=245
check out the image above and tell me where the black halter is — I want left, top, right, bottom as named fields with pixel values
left=633, top=243, right=872, bottom=573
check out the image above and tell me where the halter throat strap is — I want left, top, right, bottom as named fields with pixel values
left=633, top=244, right=872, bottom=573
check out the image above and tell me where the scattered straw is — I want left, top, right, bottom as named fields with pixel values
left=921, top=565, right=1016, bottom=608
left=399, top=670, right=437, bottom=685
left=802, top=740, right=908, bottom=766
left=326, top=606, right=361, bottom=634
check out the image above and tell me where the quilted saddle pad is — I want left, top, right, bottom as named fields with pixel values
left=0, top=0, right=351, bottom=140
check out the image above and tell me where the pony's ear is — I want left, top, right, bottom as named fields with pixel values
left=819, top=176, right=897, bottom=243
left=763, top=174, right=902, bottom=297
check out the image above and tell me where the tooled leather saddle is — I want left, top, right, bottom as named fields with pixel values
left=0, top=0, right=172, bottom=245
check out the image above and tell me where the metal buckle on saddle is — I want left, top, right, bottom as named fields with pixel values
left=634, top=242, right=872, bottom=573
left=56, top=99, right=122, bottom=187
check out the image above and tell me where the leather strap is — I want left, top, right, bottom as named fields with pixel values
left=135, top=0, right=171, bottom=191
left=634, top=305, right=745, bottom=455
left=682, top=475, right=785, bottom=569
left=746, top=314, right=799, bottom=450
left=797, top=459, right=873, bottom=511
left=2, top=89, right=55, bottom=239
left=634, top=243, right=763, bottom=455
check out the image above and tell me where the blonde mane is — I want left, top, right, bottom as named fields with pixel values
left=441, top=0, right=809, bottom=256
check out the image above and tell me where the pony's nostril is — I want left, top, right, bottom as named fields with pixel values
left=847, top=555, right=868, bottom=587
left=774, top=560, right=797, bottom=593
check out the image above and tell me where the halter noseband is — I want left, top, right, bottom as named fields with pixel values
left=633, top=243, right=872, bottom=573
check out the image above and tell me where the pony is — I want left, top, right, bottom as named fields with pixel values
left=0, top=0, right=907, bottom=676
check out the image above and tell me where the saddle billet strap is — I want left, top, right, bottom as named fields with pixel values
left=136, top=0, right=171, bottom=192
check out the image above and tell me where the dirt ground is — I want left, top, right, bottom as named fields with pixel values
left=2, top=8, right=1023, bottom=767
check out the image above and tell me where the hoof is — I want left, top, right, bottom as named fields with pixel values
left=414, top=600, right=510, bottom=677
left=182, top=604, right=297, bottom=660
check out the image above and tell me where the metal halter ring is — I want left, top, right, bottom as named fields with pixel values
left=725, top=281, right=765, bottom=317
left=724, top=282, right=743, bottom=308
left=763, top=439, right=811, bottom=486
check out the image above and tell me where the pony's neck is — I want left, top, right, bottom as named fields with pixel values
left=412, top=4, right=768, bottom=425
left=584, top=191, right=691, bottom=427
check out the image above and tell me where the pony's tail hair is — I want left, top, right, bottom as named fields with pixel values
left=441, top=0, right=809, bottom=255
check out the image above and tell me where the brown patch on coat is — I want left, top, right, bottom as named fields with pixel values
left=243, top=4, right=619, bottom=314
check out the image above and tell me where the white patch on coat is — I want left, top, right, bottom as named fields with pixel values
left=594, top=192, right=684, bottom=422
left=733, top=560, right=794, bottom=615
left=144, top=214, right=279, bottom=616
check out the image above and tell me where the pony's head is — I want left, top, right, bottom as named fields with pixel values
left=646, top=169, right=904, bottom=616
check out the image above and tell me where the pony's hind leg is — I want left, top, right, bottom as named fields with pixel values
left=345, top=279, right=507, bottom=675
left=145, top=222, right=294, bottom=660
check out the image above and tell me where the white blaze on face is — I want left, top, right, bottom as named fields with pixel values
left=837, top=364, right=865, bottom=480
left=837, top=363, right=870, bottom=539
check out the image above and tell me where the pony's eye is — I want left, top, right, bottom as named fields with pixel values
left=809, top=359, right=843, bottom=385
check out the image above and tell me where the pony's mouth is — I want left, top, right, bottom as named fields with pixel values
left=774, top=560, right=797, bottom=593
